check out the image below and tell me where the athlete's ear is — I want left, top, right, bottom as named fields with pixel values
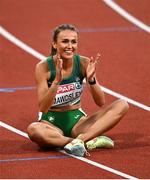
left=52, top=41, right=57, bottom=49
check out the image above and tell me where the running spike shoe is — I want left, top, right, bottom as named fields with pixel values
left=86, top=136, right=114, bottom=150
left=64, top=139, right=89, bottom=157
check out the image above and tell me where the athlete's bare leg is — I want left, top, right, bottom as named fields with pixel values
left=27, top=121, right=73, bottom=147
left=71, top=99, right=129, bottom=142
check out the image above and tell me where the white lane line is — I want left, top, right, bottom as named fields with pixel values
left=1, top=26, right=150, bottom=111
left=0, top=121, right=29, bottom=138
left=101, top=86, right=150, bottom=111
left=102, top=0, right=150, bottom=34
left=0, top=121, right=139, bottom=179
left=0, top=26, right=45, bottom=60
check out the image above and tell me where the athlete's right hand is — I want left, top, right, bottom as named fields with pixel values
left=53, top=54, right=63, bottom=84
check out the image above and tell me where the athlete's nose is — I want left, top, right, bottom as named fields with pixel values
left=67, top=41, right=72, bottom=48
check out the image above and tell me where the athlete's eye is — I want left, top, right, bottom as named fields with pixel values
left=71, top=40, right=77, bottom=44
left=61, top=39, right=77, bottom=44
left=62, top=39, right=69, bottom=43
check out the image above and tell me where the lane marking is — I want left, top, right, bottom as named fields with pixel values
left=101, top=86, right=150, bottom=111
left=1, top=26, right=150, bottom=111
left=0, top=26, right=45, bottom=60
left=0, top=121, right=138, bottom=179
left=102, top=0, right=150, bottom=34
left=0, top=155, right=70, bottom=163
left=0, top=86, right=36, bottom=92
left=0, top=121, right=29, bottom=138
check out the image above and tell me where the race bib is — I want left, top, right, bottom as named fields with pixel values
left=52, top=82, right=83, bottom=107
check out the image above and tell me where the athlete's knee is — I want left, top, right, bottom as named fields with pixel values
left=116, top=99, right=129, bottom=115
left=27, top=122, right=41, bottom=141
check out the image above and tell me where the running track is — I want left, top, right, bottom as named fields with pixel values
left=1, top=0, right=150, bottom=179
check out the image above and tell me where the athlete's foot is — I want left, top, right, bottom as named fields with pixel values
left=86, top=136, right=114, bottom=150
left=64, top=138, right=90, bottom=157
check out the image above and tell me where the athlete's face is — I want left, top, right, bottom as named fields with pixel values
left=53, top=30, right=78, bottom=60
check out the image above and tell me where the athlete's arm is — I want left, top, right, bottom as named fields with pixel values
left=35, top=56, right=62, bottom=113
left=80, top=55, right=105, bottom=107
left=87, top=77, right=105, bottom=107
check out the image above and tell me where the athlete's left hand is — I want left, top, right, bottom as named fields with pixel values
left=86, top=53, right=101, bottom=81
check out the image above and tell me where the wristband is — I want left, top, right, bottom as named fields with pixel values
left=88, top=77, right=96, bottom=85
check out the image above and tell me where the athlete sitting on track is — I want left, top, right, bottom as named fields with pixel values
left=27, top=24, right=129, bottom=157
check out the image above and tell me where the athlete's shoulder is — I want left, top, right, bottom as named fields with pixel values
left=35, top=58, right=49, bottom=73
left=35, top=58, right=50, bottom=83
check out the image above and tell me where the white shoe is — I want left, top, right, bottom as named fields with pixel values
left=64, top=139, right=89, bottom=157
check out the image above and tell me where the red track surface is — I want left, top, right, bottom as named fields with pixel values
left=1, top=0, right=150, bottom=179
